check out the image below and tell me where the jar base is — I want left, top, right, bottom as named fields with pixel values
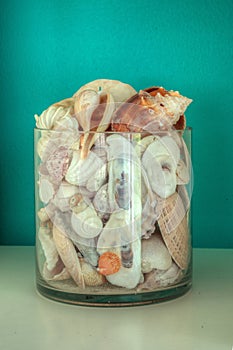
left=36, top=281, right=192, bottom=307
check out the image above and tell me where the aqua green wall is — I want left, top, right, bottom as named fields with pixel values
left=0, top=0, right=232, bottom=247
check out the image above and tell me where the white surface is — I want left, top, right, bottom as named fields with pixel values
left=0, top=247, right=232, bottom=350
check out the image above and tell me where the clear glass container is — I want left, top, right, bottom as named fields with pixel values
left=34, top=127, right=192, bottom=307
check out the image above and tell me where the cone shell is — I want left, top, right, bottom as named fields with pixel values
left=157, top=192, right=190, bottom=270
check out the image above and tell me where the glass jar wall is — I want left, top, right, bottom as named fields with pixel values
left=34, top=128, right=192, bottom=306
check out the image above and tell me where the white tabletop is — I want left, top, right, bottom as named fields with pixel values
left=0, top=246, right=232, bottom=350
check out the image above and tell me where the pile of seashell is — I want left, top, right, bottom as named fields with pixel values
left=35, top=79, right=192, bottom=293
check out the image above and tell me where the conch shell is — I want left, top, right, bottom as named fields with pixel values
left=111, top=87, right=192, bottom=133
left=74, top=89, right=115, bottom=158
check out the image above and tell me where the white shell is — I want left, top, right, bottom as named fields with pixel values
left=71, top=206, right=103, bottom=239
left=106, top=134, right=142, bottom=210
left=86, top=164, right=107, bottom=192
left=106, top=239, right=141, bottom=289
left=152, top=92, right=192, bottom=124
left=35, top=105, right=72, bottom=130
left=142, top=136, right=180, bottom=198
left=52, top=181, right=79, bottom=212
left=38, top=226, right=59, bottom=271
left=65, top=150, right=104, bottom=186
left=73, top=79, right=137, bottom=104
left=97, top=209, right=142, bottom=289
left=39, top=177, right=55, bottom=204
left=141, top=234, right=172, bottom=273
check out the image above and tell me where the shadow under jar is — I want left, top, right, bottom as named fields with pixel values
left=34, top=128, right=192, bottom=307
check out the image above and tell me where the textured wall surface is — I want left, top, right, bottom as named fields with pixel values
left=0, top=0, right=232, bottom=247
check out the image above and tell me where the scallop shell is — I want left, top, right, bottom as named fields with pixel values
left=141, top=234, right=172, bottom=273
left=73, top=79, right=137, bottom=104
left=65, top=150, right=104, bottom=186
left=157, top=192, right=190, bottom=270
left=98, top=252, right=121, bottom=275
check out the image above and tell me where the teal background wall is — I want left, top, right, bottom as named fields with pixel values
left=0, top=0, right=232, bottom=247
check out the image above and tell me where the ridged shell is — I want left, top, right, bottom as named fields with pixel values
left=65, top=150, right=104, bottom=186
left=157, top=192, right=190, bottom=270
left=35, top=105, right=73, bottom=130
left=53, top=221, right=85, bottom=288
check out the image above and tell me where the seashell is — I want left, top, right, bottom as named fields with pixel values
left=142, top=136, right=180, bottom=198
left=86, top=163, right=107, bottom=192
left=106, top=134, right=142, bottom=211
left=176, top=138, right=191, bottom=185
left=69, top=193, right=83, bottom=208
left=98, top=252, right=121, bottom=275
left=42, top=258, right=70, bottom=281
left=37, top=208, right=50, bottom=223
left=46, top=146, right=70, bottom=184
left=73, top=79, right=137, bottom=104
left=73, top=237, right=99, bottom=267
left=35, top=104, right=73, bottom=130
left=74, top=89, right=115, bottom=158
left=39, top=177, right=55, bottom=204
left=141, top=192, right=157, bottom=238
left=80, top=258, right=106, bottom=286
left=93, top=183, right=113, bottom=219
left=157, top=192, right=190, bottom=270
left=97, top=209, right=142, bottom=289
left=177, top=185, right=190, bottom=213
left=120, top=243, right=133, bottom=268
left=97, top=209, right=140, bottom=254
left=111, top=91, right=167, bottom=133
left=38, top=226, right=59, bottom=271
left=52, top=181, right=79, bottom=212
left=106, top=238, right=141, bottom=289
left=52, top=221, right=85, bottom=288
left=111, top=87, right=192, bottom=133
left=141, top=234, right=172, bottom=273
left=143, top=87, right=192, bottom=125
left=71, top=206, right=103, bottom=239
left=137, top=262, right=182, bottom=291
left=65, top=150, right=104, bottom=186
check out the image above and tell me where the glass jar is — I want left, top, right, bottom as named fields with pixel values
left=34, top=127, right=192, bottom=306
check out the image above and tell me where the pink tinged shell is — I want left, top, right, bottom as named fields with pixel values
left=52, top=223, right=85, bottom=288
left=46, top=146, right=70, bottom=184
